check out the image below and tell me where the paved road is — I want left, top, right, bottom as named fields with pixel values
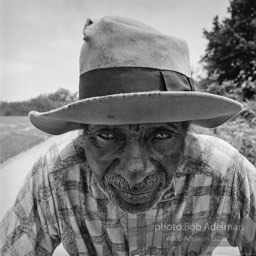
left=0, top=134, right=240, bottom=255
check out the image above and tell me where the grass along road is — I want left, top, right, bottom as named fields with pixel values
left=0, top=116, right=51, bottom=163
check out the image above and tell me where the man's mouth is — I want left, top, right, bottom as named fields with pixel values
left=103, top=170, right=167, bottom=213
left=112, top=186, right=158, bottom=204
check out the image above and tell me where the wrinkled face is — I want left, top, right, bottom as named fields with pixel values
left=82, top=122, right=188, bottom=213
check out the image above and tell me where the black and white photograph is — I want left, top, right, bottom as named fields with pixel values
left=0, top=0, right=255, bottom=255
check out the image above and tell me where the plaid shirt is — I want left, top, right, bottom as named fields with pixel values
left=0, top=132, right=256, bottom=256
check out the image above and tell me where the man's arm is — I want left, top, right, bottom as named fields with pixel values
left=0, top=155, right=61, bottom=255
left=227, top=155, right=256, bottom=255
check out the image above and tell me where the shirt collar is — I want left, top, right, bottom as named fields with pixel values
left=158, top=178, right=176, bottom=202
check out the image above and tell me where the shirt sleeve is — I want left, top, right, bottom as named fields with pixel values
left=226, top=154, right=256, bottom=256
left=0, top=154, right=61, bottom=255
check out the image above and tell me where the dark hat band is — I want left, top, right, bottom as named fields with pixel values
left=79, top=67, right=195, bottom=100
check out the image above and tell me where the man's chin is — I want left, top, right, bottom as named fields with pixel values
left=104, top=182, right=166, bottom=214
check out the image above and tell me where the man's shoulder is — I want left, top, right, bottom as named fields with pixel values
left=182, top=132, right=250, bottom=179
left=32, top=131, right=86, bottom=176
left=185, top=132, right=240, bottom=157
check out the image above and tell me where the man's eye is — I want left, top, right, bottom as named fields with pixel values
left=97, top=132, right=116, bottom=140
left=153, top=131, right=171, bottom=140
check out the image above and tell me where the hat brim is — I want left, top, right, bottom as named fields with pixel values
left=29, top=92, right=242, bottom=135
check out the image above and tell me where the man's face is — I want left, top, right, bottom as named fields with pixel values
left=82, top=122, right=187, bottom=213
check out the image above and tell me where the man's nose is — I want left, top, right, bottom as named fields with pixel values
left=116, top=141, right=155, bottom=185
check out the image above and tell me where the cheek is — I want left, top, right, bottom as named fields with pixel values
left=151, top=138, right=185, bottom=174
left=153, top=139, right=184, bottom=157
left=83, top=141, right=119, bottom=184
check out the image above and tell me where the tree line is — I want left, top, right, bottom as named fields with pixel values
left=0, top=88, right=78, bottom=116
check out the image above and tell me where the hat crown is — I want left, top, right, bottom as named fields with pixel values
left=28, top=16, right=242, bottom=135
left=79, top=16, right=191, bottom=77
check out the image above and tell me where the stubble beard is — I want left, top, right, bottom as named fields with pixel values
left=101, top=151, right=185, bottom=214
left=103, top=168, right=167, bottom=214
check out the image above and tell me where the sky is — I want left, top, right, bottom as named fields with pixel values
left=0, top=0, right=230, bottom=101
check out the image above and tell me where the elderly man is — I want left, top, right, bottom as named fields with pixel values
left=0, top=16, right=255, bottom=256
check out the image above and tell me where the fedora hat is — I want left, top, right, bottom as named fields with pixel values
left=29, top=16, right=242, bottom=135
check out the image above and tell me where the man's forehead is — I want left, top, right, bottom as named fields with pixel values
left=87, top=122, right=183, bottom=132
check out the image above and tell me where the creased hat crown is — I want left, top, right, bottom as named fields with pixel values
left=79, top=16, right=191, bottom=77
